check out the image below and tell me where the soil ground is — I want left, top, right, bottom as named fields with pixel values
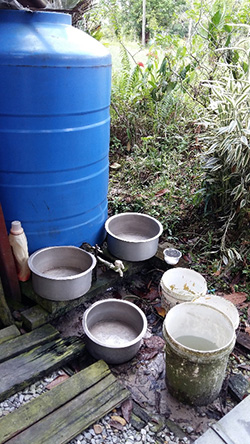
left=53, top=259, right=250, bottom=443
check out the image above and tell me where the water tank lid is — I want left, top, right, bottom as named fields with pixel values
left=0, top=10, right=112, bottom=68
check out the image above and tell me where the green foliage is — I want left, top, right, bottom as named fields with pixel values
left=105, top=0, right=250, bottom=270
left=111, top=45, right=184, bottom=147
left=197, top=73, right=250, bottom=262
left=98, top=0, right=188, bottom=41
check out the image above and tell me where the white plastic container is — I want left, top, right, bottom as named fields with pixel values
left=9, top=220, right=30, bottom=282
left=160, top=267, right=207, bottom=312
left=192, top=294, right=240, bottom=330
left=163, top=248, right=182, bottom=265
left=163, top=302, right=236, bottom=406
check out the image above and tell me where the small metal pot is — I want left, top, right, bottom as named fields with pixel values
left=28, top=246, right=96, bottom=301
left=82, top=298, right=147, bottom=364
left=105, top=212, right=163, bottom=261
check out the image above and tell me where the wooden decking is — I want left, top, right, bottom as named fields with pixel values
left=0, top=324, right=130, bottom=444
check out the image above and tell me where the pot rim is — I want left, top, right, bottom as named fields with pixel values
left=28, top=246, right=97, bottom=281
left=82, top=298, right=148, bottom=349
left=105, top=212, right=163, bottom=244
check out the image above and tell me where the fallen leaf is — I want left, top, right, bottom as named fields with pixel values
left=146, top=288, right=159, bottom=301
left=223, top=292, right=247, bottom=306
left=238, top=364, right=250, bottom=371
left=183, top=253, right=192, bottom=264
left=46, top=374, right=69, bottom=390
left=144, top=336, right=165, bottom=351
left=111, top=415, right=126, bottom=426
left=138, top=349, right=159, bottom=360
left=229, top=272, right=241, bottom=292
left=110, top=162, right=121, bottom=169
left=155, top=188, right=170, bottom=197
left=138, top=335, right=165, bottom=361
left=109, top=419, right=124, bottom=431
left=214, top=269, right=221, bottom=276
left=155, top=305, right=166, bottom=317
left=93, top=424, right=103, bottom=434
left=121, top=398, right=133, bottom=423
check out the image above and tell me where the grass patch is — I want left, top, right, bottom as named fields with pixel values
left=108, top=132, right=201, bottom=237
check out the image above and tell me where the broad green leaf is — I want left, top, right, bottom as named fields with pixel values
left=211, top=10, right=222, bottom=26
left=242, top=61, right=249, bottom=73
left=223, top=24, right=232, bottom=33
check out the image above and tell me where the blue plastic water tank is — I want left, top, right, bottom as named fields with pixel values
left=0, top=10, right=111, bottom=253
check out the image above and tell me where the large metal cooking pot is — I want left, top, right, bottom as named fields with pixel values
left=105, top=212, right=163, bottom=261
left=82, top=298, right=147, bottom=364
left=28, top=246, right=96, bottom=301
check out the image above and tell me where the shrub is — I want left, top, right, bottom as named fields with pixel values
left=197, top=73, right=250, bottom=262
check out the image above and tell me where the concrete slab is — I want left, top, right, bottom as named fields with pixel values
left=194, top=395, right=250, bottom=444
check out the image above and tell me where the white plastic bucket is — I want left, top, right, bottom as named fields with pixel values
left=160, top=267, right=207, bottom=312
left=192, top=294, right=240, bottom=330
left=163, top=302, right=236, bottom=406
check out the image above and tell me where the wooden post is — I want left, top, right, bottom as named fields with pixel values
left=0, top=280, right=14, bottom=326
left=0, top=203, right=21, bottom=304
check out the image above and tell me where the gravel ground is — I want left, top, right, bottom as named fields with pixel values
left=0, top=369, right=192, bottom=444
left=67, top=417, right=192, bottom=444
left=1, top=346, right=249, bottom=444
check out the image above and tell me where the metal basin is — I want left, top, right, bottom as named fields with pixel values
left=82, top=298, right=147, bottom=364
left=105, top=212, right=163, bottom=261
left=28, top=246, right=96, bottom=301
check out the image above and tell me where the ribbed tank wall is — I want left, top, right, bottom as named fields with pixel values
left=0, top=10, right=112, bottom=253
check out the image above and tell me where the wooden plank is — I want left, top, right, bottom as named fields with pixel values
left=0, top=325, right=20, bottom=345
left=6, top=373, right=130, bottom=444
left=0, top=324, right=59, bottom=363
left=0, top=204, right=21, bottom=303
left=0, top=336, right=85, bottom=402
left=0, top=360, right=111, bottom=443
left=20, top=305, right=51, bottom=330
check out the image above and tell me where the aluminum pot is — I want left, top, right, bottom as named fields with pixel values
left=82, top=298, right=148, bottom=364
left=28, top=246, right=96, bottom=301
left=105, top=212, right=163, bottom=261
